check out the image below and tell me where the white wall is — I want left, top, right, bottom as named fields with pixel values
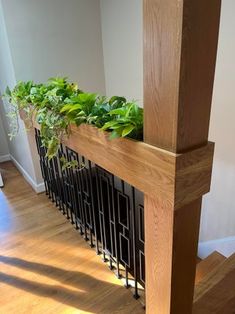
left=100, top=0, right=143, bottom=104
left=200, top=0, right=235, bottom=242
left=0, top=0, right=106, bottom=190
left=1, top=0, right=105, bottom=94
left=0, top=112, right=9, bottom=160
left=0, top=1, right=38, bottom=187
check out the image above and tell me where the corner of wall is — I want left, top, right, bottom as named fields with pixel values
left=10, top=154, right=45, bottom=193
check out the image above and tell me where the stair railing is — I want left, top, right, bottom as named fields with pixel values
left=22, top=1, right=222, bottom=313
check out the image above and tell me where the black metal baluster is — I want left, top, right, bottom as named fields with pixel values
left=34, top=127, right=146, bottom=303
left=99, top=174, right=109, bottom=262
left=111, top=175, right=121, bottom=278
left=81, top=159, right=89, bottom=242
left=131, top=187, right=139, bottom=299
left=58, top=145, right=66, bottom=215
left=87, top=161, right=96, bottom=248
left=60, top=146, right=70, bottom=219
left=76, top=157, right=85, bottom=235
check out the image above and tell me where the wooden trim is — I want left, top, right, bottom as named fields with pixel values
left=175, top=143, right=214, bottom=208
left=21, top=112, right=214, bottom=209
left=67, top=124, right=175, bottom=203
left=67, top=125, right=214, bottom=209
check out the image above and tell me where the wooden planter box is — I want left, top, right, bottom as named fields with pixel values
left=20, top=109, right=214, bottom=209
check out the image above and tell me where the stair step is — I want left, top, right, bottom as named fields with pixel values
left=193, top=253, right=235, bottom=314
left=195, top=251, right=226, bottom=284
left=197, top=256, right=202, bottom=264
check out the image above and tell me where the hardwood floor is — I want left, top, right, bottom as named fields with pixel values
left=0, top=161, right=144, bottom=314
left=195, top=251, right=226, bottom=284
left=193, top=254, right=235, bottom=313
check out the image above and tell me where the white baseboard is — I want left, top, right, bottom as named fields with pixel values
left=198, top=236, right=235, bottom=258
left=0, top=154, right=11, bottom=163
left=10, top=155, right=45, bottom=193
left=33, top=181, right=45, bottom=193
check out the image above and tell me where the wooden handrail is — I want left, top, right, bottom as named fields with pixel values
left=21, top=110, right=214, bottom=210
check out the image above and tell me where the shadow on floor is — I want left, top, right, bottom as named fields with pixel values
left=0, top=255, right=143, bottom=313
left=0, top=255, right=112, bottom=290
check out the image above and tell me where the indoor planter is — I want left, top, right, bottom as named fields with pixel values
left=19, top=108, right=214, bottom=209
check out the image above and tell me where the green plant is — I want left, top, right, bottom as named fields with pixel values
left=4, top=77, right=82, bottom=159
left=32, top=77, right=82, bottom=158
left=4, top=81, right=36, bottom=138
left=60, top=95, right=128, bottom=129
left=60, top=93, right=99, bottom=126
left=3, top=77, right=143, bottom=163
left=101, top=102, right=143, bottom=140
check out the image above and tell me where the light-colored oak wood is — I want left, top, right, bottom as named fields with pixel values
left=0, top=161, right=144, bottom=314
left=144, top=0, right=221, bottom=153
left=143, top=0, right=221, bottom=313
left=145, top=195, right=203, bottom=313
left=195, top=251, right=226, bottom=284
left=193, top=253, right=235, bottom=313
left=175, top=143, right=214, bottom=208
left=67, top=124, right=214, bottom=209
left=20, top=112, right=214, bottom=210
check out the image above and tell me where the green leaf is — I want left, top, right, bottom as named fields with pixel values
left=101, top=120, right=119, bottom=130
left=68, top=104, right=82, bottom=112
left=60, top=104, right=73, bottom=113
left=122, top=124, right=135, bottom=137
left=5, top=75, right=143, bottom=163
left=109, top=108, right=126, bottom=116
left=109, top=127, right=123, bottom=139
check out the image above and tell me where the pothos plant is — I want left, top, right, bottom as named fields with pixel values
left=3, top=77, right=143, bottom=165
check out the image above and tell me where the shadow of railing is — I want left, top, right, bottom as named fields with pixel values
left=0, top=255, right=143, bottom=313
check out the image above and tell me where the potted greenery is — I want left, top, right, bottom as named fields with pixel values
left=3, top=77, right=143, bottom=161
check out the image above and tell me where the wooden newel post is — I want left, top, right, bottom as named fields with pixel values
left=143, top=0, right=221, bottom=313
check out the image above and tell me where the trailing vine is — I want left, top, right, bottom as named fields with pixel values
left=3, top=77, right=143, bottom=161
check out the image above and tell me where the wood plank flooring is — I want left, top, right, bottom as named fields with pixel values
left=0, top=161, right=145, bottom=314
left=193, top=254, right=235, bottom=313
left=195, top=251, right=226, bottom=284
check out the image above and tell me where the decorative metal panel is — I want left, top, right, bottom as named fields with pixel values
left=35, top=129, right=145, bottom=299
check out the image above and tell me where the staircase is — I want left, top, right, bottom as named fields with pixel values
left=127, top=251, right=235, bottom=313
left=193, top=252, right=235, bottom=313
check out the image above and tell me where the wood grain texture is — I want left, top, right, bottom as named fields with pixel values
left=66, top=124, right=175, bottom=205
left=194, top=253, right=235, bottom=303
left=195, top=251, right=226, bottom=284
left=175, top=142, right=214, bottom=208
left=143, top=0, right=221, bottom=313
left=21, top=113, right=214, bottom=209
left=144, top=196, right=202, bottom=314
left=170, top=199, right=202, bottom=313
left=178, top=0, right=221, bottom=152
left=193, top=254, right=235, bottom=313
left=144, top=0, right=221, bottom=153
left=144, top=196, right=174, bottom=314
left=0, top=161, right=144, bottom=314
left=144, top=0, right=183, bottom=151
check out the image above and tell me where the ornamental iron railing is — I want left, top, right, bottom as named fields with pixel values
left=35, top=129, right=145, bottom=299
